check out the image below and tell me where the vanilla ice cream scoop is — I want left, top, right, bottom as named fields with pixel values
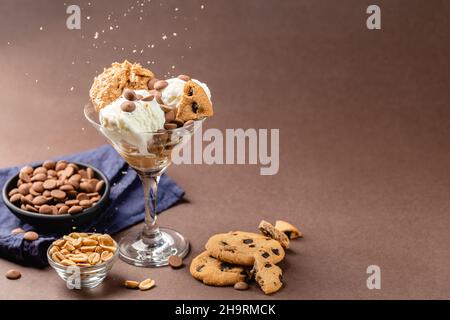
left=160, top=77, right=211, bottom=108
left=99, top=89, right=165, bottom=154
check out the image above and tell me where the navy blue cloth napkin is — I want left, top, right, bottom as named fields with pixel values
left=0, top=144, right=184, bottom=267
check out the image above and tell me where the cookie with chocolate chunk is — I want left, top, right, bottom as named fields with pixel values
left=252, top=249, right=283, bottom=295
left=205, top=231, right=285, bottom=266
left=176, top=80, right=213, bottom=122
left=89, top=60, right=155, bottom=111
left=190, top=251, right=249, bottom=286
left=258, top=220, right=290, bottom=249
left=275, top=220, right=302, bottom=239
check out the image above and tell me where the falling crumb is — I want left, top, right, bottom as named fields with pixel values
left=200, top=4, right=205, bottom=9
left=71, top=61, right=75, bottom=65
left=121, top=171, right=128, bottom=175
left=94, top=32, right=99, bottom=39
left=70, top=86, right=74, bottom=91
left=7, top=41, right=10, bottom=45
left=47, top=146, right=51, bottom=150
left=132, top=49, right=137, bottom=53
left=39, top=26, right=43, bottom=31
left=140, top=49, right=144, bottom=54
left=86, top=16, right=90, bottom=20
left=81, top=127, right=85, bottom=131
left=171, top=65, right=175, bottom=69
left=175, top=7, right=179, bottom=11
left=162, top=34, right=167, bottom=40
left=109, top=26, right=113, bottom=30
left=35, top=79, right=39, bottom=83
left=173, top=32, right=177, bottom=36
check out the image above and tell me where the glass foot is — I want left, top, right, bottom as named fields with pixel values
left=118, top=227, right=190, bottom=267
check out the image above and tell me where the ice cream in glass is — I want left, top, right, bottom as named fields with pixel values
left=84, top=60, right=213, bottom=267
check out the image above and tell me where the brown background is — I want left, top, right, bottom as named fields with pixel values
left=1, top=0, right=450, bottom=299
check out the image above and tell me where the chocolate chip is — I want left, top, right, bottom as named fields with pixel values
left=68, top=205, right=83, bottom=215
left=43, top=179, right=57, bottom=190
left=32, top=196, right=48, bottom=205
left=188, top=87, right=194, bottom=96
left=165, top=110, right=175, bottom=123
left=148, top=89, right=163, bottom=103
left=264, top=263, right=272, bottom=268
left=220, top=241, right=228, bottom=246
left=220, top=262, right=234, bottom=271
left=123, top=89, right=137, bottom=101
left=249, top=244, right=256, bottom=248
left=51, top=190, right=66, bottom=200
left=191, top=102, right=199, bottom=113
left=243, top=239, right=253, bottom=244
left=5, top=269, right=21, bottom=280
left=168, top=255, right=183, bottom=268
left=196, top=264, right=204, bottom=272
left=177, top=74, right=190, bottom=81
left=147, top=78, right=158, bottom=90
left=160, top=105, right=173, bottom=113
left=271, top=248, right=280, bottom=256
left=23, top=231, right=39, bottom=241
left=142, top=95, right=154, bottom=101
left=121, top=101, right=136, bottom=112
left=164, top=123, right=177, bottom=130
left=9, top=193, right=22, bottom=203
left=261, top=252, right=270, bottom=259
left=183, top=120, right=194, bottom=127
left=154, top=80, right=168, bottom=90
left=39, top=205, right=53, bottom=214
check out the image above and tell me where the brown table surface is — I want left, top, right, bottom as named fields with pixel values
left=1, top=0, right=450, bottom=300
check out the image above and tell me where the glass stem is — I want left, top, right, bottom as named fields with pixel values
left=138, top=172, right=163, bottom=247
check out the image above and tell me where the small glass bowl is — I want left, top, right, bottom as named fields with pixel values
left=47, top=237, right=119, bottom=289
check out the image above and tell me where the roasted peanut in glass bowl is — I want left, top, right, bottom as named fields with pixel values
left=47, top=232, right=119, bottom=289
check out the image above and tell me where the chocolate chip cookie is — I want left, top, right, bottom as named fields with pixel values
left=205, top=231, right=285, bottom=266
left=176, top=80, right=213, bottom=122
left=252, top=249, right=283, bottom=295
left=275, top=220, right=302, bottom=239
left=190, top=251, right=249, bottom=286
left=258, top=220, right=290, bottom=249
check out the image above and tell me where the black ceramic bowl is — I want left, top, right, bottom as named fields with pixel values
left=2, top=162, right=110, bottom=232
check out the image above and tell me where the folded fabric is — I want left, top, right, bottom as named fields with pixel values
left=0, top=145, right=185, bottom=267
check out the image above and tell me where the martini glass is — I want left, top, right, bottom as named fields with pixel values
left=84, top=102, right=203, bottom=267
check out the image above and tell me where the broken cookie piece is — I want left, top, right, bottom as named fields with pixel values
left=89, top=60, right=155, bottom=111
left=275, top=220, right=302, bottom=239
left=190, top=251, right=249, bottom=286
left=176, top=80, right=213, bottom=122
left=258, top=220, right=290, bottom=249
left=252, top=249, right=283, bottom=295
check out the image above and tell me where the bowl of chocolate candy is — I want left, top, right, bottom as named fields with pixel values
left=2, top=160, right=110, bottom=231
